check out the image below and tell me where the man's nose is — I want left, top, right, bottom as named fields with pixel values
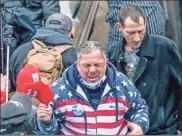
left=134, top=33, right=140, bottom=42
left=89, top=65, right=96, bottom=72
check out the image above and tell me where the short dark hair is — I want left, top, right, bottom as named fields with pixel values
left=118, top=5, right=145, bottom=25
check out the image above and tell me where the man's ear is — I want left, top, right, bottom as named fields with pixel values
left=68, top=32, right=72, bottom=38
left=75, top=61, right=78, bottom=68
left=117, top=22, right=123, bottom=32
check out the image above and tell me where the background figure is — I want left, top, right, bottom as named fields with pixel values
left=24, top=0, right=60, bottom=29
left=1, top=0, right=60, bottom=73
left=9, top=13, right=77, bottom=93
left=107, top=5, right=182, bottom=134
left=105, top=1, right=165, bottom=51
left=0, top=92, right=37, bottom=135
left=4, top=0, right=36, bottom=45
left=1, top=0, right=36, bottom=73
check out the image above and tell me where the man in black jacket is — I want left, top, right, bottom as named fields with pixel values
left=9, top=13, right=77, bottom=92
left=107, top=5, right=182, bottom=134
left=1, top=0, right=36, bottom=73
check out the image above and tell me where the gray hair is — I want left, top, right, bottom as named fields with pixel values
left=76, top=41, right=106, bottom=60
left=118, top=5, right=145, bottom=25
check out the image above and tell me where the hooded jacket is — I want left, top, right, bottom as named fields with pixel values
left=37, top=62, right=149, bottom=135
left=107, top=33, right=182, bottom=134
left=9, top=27, right=77, bottom=92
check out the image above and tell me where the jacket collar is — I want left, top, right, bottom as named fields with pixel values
left=119, top=33, right=155, bottom=58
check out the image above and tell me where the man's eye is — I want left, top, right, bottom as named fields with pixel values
left=82, top=64, right=90, bottom=68
left=128, top=32, right=134, bottom=35
left=95, top=64, right=101, bottom=67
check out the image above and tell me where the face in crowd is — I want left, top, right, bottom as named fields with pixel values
left=118, top=16, right=146, bottom=50
left=76, top=49, right=106, bottom=83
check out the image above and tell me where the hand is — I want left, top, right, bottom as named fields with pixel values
left=37, top=103, right=53, bottom=122
left=27, top=89, right=37, bottom=98
left=1, top=74, right=7, bottom=92
left=127, top=122, right=143, bottom=135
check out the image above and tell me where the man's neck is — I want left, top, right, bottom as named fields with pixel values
left=125, top=44, right=141, bottom=52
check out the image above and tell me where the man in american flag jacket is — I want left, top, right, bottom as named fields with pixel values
left=36, top=41, right=149, bottom=135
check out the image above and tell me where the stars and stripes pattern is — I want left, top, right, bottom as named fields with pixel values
left=37, top=65, right=149, bottom=135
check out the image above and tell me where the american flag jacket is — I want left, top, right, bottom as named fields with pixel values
left=37, top=62, right=149, bottom=135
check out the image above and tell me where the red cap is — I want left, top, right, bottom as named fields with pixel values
left=16, top=64, right=53, bottom=105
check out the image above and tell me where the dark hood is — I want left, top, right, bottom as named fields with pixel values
left=31, top=27, right=72, bottom=46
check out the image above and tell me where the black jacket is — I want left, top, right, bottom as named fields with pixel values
left=2, top=0, right=36, bottom=71
left=107, top=33, right=182, bottom=134
left=4, top=1, right=36, bottom=45
left=9, top=27, right=77, bottom=92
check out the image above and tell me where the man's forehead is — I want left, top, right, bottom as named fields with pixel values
left=80, top=59, right=104, bottom=64
left=79, top=54, right=105, bottom=64
left=124, top=25, right=145, bottom=32
left=79, top=56, right=105, bottom=63
left=123, top=16, right=145, bottom=28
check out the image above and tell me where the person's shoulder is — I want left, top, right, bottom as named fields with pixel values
left=151, top=34, right=173, bottom=42
left=106, top=41, right=122, bottom=61
left=115, top=71, right=131, bottom=85
left=107, top=44, right=117, bottom=53
left=51, top=65, right=75, bottom=89
left=106, top=45, right=115, bottom=57
left=10, top=42, right=32, bottom=59
left=62, top=46, right=76, bottom=58
left=62, top=45, right=76, bottom=53
left=115, top=71, right=137, bottom=99
left=50, top=77, right=65, bottom=92
left=15, top=42, right=32, bottom=52
left=149, top=34, right=176, bottom=49
left=148, top=35, right=181, bottom=59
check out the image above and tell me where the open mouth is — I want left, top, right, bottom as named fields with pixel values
left=88, top=76, right=98, bottom=82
